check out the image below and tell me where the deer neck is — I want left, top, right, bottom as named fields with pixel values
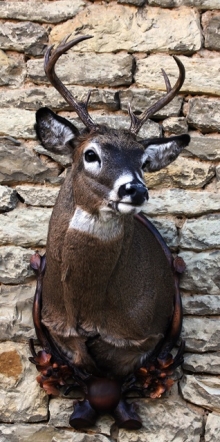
left=68, top=205, right=124, bottom=242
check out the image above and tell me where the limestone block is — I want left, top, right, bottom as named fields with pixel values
left=180, top=215, right=220, bottom=250
left=0, top=1, right=85, bottom=23
left=147, top=217, right=178, bottom=249
left=162, top=117, right=188, bottom=135
left=144, top=157, right=215, bottom=189
left=0, top=424, right=109, bottom=442
left=182, top=317, right=220, bottom=352
left=143, top=189, right=220, bottom=216
left=0, top=207, right=52, bottom=247
left=135, top=54, right=220, bottom=96
left=119, top=88, right=183, bottom=119
left=179, top=250, right=220, bottom=295
left=0, top=138, right=59, bottom=184
left=27, top=53, right=133, bottom=87
left=0, top=341, right=48, bottom=422
left=0, top=86, right=119, bottom=111
left=34, top=145, right=73, bottom=168
left=0, top=283, right=35, bottom=341
left=0, top=22, right=48, bottom=56
left=49, top=396, right=113, bottom=434
left=205, top=413, right=220, bottom=442
left=118, top=0, right=145, bottom=4
left=16, top=185, right=59, bottom=207
left=50, top=5, right=201, bottom=54
left=0, top=246, right=34, bottom=284
left=202, top=11, right=220, bottom=51
left=180, top=374, right=220, bottom=412
left=0, top=186, right=18, bottom=212
left=185, top=132, right=220, bottom=160
left=93, top=115, right=160, bottom=139
left=183, top=0, right=220, bottom=8
left=0, top=108, right=36, bottom=139
left=182, top=294, right=220, bottom=315
left=183, top=353, right=220, bottom=375
left=148, top=0, right=220, bottom=7
left=118, top=396, right=202, bottom=441
left=0, top=50, right=26, bottom=88
left=186, top=97, right=220, bottom=133
left=148, top=0, right=182, bottom=5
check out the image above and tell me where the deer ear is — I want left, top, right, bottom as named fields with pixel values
left=141, top=134, right=190, bottom=172
left=35, top=107, right=80, bottom=156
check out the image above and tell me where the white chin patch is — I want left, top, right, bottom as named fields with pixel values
left=117, top=203, right=142, bottom=215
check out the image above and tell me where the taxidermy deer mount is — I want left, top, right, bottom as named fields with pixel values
left=29, top=35, right=190, bottom=430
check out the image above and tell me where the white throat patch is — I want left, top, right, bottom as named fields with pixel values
left=68, top=206, right=123, bottom=241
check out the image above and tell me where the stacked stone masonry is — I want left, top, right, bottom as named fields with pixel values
left=0, top=0, right=220, bottom=441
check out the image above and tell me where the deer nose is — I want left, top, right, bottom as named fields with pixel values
left=118, top=182, right=148, bottom=205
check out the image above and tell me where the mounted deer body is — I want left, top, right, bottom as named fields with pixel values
left=31, top=35, right=190, bottom=429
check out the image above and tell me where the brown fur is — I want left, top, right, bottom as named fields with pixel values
left=35, top=109, right=190, bottom=378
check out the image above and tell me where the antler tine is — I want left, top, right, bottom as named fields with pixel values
left=44, top=34, right=97, bottom=131
left=129, top=56, right=185, bottom=135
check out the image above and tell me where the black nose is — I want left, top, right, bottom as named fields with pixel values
left=118, top=183, right=148, bottom=206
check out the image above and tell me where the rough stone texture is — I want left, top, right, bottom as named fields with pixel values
left=0, top=138, right=59, bottom=184
left=182, top=317, right=220, bottom=351
left=182, top=294, right=220, bottom=315
left=0, top=283, right=35, bottom=341
left=179, top=250, right=220, bottom=295
left=180, top=374, right=220, bottom=413
left=135, top=53, right=220, bottom=96
left=118, top=396, right=202, bottom=441
left=0, top=1, right=85, bottom=24
left=0, top=0, right=219, bottom=439
left=50, top=5, right=202, bottom=54
left=0, top=424, right=110, bottom=442
left=16, top=185, right=59, bottom=207
left=186, top=97, right=220, bottom=133
left=119, top=89, right=183, bottom=119
left=162, top=116, right=188, bottom=134
left=27, top=52, right=133, bottom=87
left=0, top=207, right=52, bottom=247
left=1, top=86, right=119, bottom=111
left=0, top=246, right=34, bottom=284
left=143, top=189, right=220, bottom=216
left=185, top=132, right=220, bottom=160
left=0, top=108, right=36, bottom=139
left=183, top=353, right=220, bottom=375
left=205, top=413, right=220, bottom=442
left=180, top=215, right=220, bottom=250
left=0, top=50, right=26, bottom=88
left=0, top=22, right=48, bottom=56
left=119, top=0, right=146, bottom=4
left=144, top=156, right=215, bottom=189
left=148, top=0, right=220, bottom=7
left=76, top=114, right=160, bottom=139
left=147, top=217, right=178, bottom=249
left=202, top=11, right=220, bottom=51
left=0, top=186, right=18, bottom=212
left=0, top=341, right=48, bottom=422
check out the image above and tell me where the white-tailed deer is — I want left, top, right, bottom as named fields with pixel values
left=30, top=35, right=190, bottom=430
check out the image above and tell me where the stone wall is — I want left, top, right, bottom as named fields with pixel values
left=0, top=1, right=220, bottom=441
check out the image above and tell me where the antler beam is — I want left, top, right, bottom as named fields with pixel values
left=129, top=56, right=185, bottom=135
left=44, top=35, right=97, bottom=131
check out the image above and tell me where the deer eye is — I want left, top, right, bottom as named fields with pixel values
left=84, top=150, right=100, bottom=163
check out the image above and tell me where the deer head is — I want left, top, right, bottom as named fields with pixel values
left=36, top=35, right=190, bottom=220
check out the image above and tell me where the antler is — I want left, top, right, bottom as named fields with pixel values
left=129, top=56, right=185, bottom=135
left=44, top=35, right=97, bottom=131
